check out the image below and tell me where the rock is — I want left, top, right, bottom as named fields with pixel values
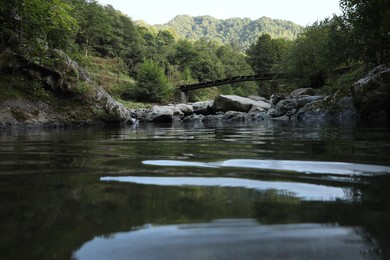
left=288, top=88, right=315, bottom=98
left=273, top=115, right=290, bottom=121
left=223, top=111, right=248, bottom=122
left=182, top=114, right=204, bottom=122
left=248, top=106, right=265, bottom=113
left=7, top=50, right=136, bottom=125
left=248, top=95, right=269, bottom=102
left=192, top=100, right=214, bottom=115
left=352, top=65, right=390, bottom=123
left=297, top=96, right=325, bottom=108
left=213, top=95, right=271, bottom=113
left=270, top=93, right=286, bottom=105
left=270, top=99, right=298, bottom=117
left=96, top=87, right=134, bottom=124
left=9, top=49, right=89, bottom=93
left=295, top=95, right=358, bottom=124
left=175, top=103, right=193, bottom=115
left=248, top=112, right=271, bottom=121
left=148, top=105, right=174, bottom=122
left=202, top=114, right=224, bottom=123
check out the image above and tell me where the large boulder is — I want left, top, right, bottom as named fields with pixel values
left=351, top=65, right=390, bottom=123
left=192, top=100, right=214, bottom=115
left=295, top=94, right=358, bottom=124
left=147, top=105, right=174, bottom=122
left=213, top=95, right=271, bottom=113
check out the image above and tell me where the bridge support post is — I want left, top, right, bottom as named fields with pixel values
left=176, top=89, right=187, bottom=103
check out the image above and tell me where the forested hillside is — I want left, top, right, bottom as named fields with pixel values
left=156, top=15, right=303, bottom=50
left=0, top=0, right=389, bottom=105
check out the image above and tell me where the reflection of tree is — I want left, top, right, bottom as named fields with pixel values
left=1, top=172, right=389, bottom=259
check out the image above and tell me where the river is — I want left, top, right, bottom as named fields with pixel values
left=0, top=121, right=390, bottom=259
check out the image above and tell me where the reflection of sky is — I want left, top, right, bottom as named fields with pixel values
left=143, top=159, right=390, bottom=175
left=74, top=220, right=376, bottom=260
left=101, top=176, right=344, bottom=201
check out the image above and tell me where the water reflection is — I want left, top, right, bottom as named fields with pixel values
left=143, top=159, right=390, bottom=175
left=101, top=176, right=345, bottom=201
left=74, top=219, right=379, bottom=260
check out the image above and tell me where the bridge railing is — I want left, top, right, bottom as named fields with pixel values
left=178, top=73, right=276, bottom=92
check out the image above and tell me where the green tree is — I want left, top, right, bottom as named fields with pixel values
left=1, top=0, right=78, bottom=57
left=190, top=39, right=225, bottom=81
left=340, top=0, right=390, bottom=64
left=75, top=0, right=112, bottom=57
left=278, top=21, right=337, bottom=88
left=246, top=34, right=290, bottom=74
left=216, top=44, right=258, bottom=96
left=135, top=59, right=172, bottom=102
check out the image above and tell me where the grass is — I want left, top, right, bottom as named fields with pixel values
left=83, top=56, right=137, bottom=99
left=117, top=98, right=152, bottom=109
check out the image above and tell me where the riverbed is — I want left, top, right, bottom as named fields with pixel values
left=1, top=121, right=389, bottom=259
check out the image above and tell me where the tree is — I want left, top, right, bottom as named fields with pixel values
left=340, top=0, right=390, bottom=64
left=1, top=0, right=78, bottom=57
left=246, top=34, right=290, bottom=74
left=135, top=60, right=172, bottom=102
left=190, top=39, right=225, bottom=81
left=75, top=0, right=113, bottom=57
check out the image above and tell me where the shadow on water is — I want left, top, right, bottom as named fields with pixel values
left=0, top=122, right=389, bottom=259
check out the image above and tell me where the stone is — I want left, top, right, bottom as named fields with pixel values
left=296, top=96, right=325, bottom=108
left=213, top=95, right=271, bottom=113
left=148, top=105, right=174, bottom=122
left=175, top=103, right=193, bottom=116
left=270, top=93, right=286, bottom=105
left=248, top=96, right=269, bottom=102
left=272, top=99, right=298, bottom=117
left=288, top=88, right=315, bottom=98
left=192, top=100, right=214, bottom=115
left=351, top=65, right=390, bottom=123
left=223, top=111, right=248, bottom=122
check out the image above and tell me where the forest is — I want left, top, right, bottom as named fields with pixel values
left=155, top=15, right=303, bottom=51
left=0, top=0, right=389, bottom=104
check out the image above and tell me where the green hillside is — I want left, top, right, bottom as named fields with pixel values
left=156, top=15, right=303, bottom=50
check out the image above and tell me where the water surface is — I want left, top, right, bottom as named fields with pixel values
left=0, top=121, right=389, bottom=259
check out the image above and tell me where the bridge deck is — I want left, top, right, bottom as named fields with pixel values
left=178, top=73, right=275, bottom=92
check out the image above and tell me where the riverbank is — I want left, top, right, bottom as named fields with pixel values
left=0, top=50, right=389, bottom=128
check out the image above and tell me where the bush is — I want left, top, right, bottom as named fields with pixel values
left=135, top=60, right=173, bottom=102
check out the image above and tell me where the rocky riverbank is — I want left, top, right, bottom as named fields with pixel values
left=1, top=49, right=389, bottom=128
left=130, top=65, right=389, bottom=125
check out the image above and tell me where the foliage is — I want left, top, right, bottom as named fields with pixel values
left=0, top=0, right=78, bottom=57
left=246, top=34, right=292, bottom=74
left=342, top=0, right=390, bottom=65
left=2, top=0, right=388, bottom=105
left=83, top=56, right=135, bottom=99
left=157, top=15, right=303, bottom=51
left=135, top=60, right=173, bottom=102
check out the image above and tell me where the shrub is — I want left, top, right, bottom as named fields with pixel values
left=135, top=60, right=173, bottom=102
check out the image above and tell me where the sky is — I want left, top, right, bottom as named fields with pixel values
left=97, top=0, right=342, bottom=26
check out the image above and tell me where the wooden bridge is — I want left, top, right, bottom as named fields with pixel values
left=177, top=73, right=275, bottom=102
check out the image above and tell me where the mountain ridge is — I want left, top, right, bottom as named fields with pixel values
left=150, top=14, right=304, bottom=51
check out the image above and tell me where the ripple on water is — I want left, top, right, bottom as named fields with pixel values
left=142, top=159, right=390, bottom=175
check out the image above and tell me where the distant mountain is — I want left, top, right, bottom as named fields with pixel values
left=156, top=15, right=304, bottom=51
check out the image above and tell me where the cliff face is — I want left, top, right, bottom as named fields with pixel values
left=351, top=65, right=390, bottom=123
left=0, top=49, right=135, bottom=128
